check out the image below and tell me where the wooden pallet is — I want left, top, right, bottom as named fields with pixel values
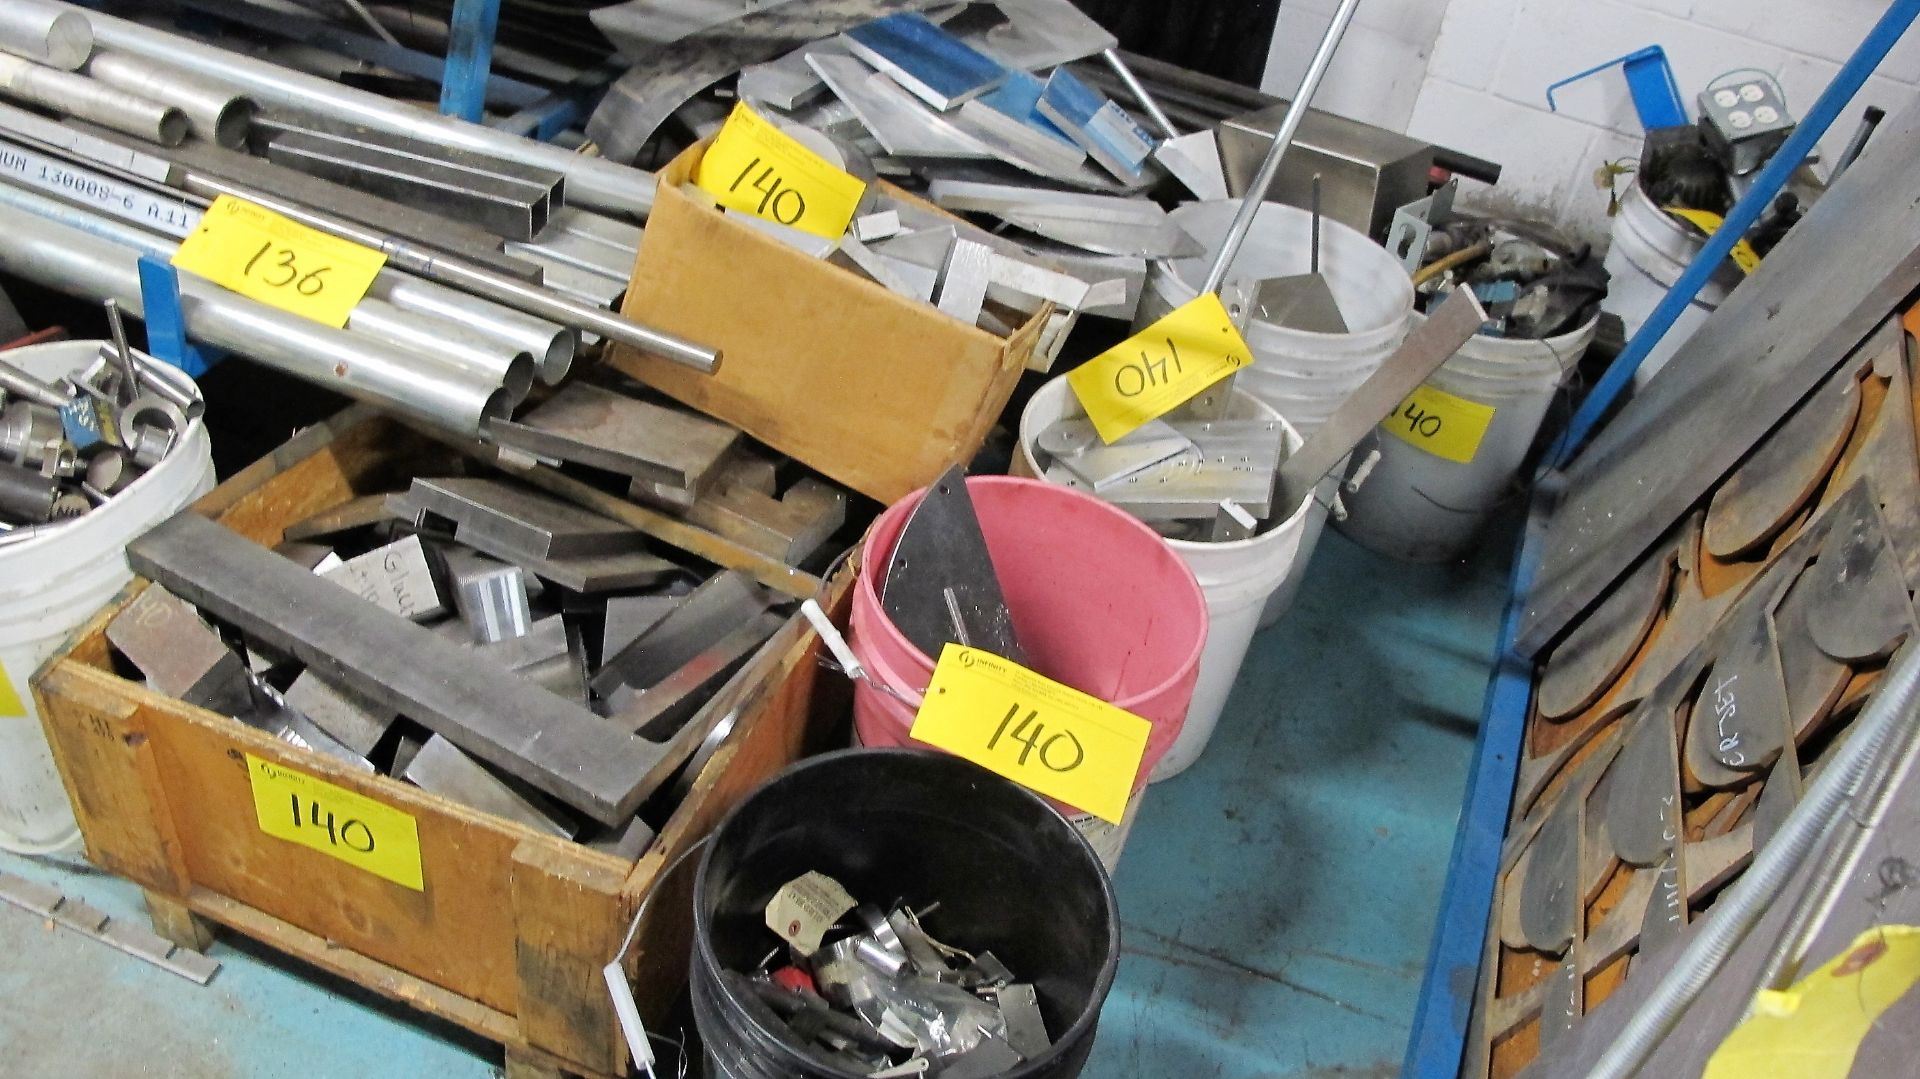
left=31, top=406, right=852, bottom=1078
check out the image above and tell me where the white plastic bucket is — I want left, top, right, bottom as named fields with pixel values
left=1141, top=199, right=1415, bottom=438
left=1017, top=376, right=1324, bottom=781
left=1602, top=182, right=1743, bottom=388
left=1337, top=315, right=1597, bottom=563
left=0, top=341, right=214, bottom=853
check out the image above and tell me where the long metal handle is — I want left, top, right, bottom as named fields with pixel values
left=1101, top=49, right=1179, bottom=141
left=1200, top=0, right=1363, bottom=295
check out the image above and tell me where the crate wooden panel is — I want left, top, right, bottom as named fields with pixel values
left=31, top=406, right=852, bottom=1078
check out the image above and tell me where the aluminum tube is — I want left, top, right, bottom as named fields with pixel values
left=0, top=145, right=571, bottom=389
left=1100, top=48, right=1179, bottom=140
left=0, top=207, right=507, bottom=435
left=85, top=52, right=254, bottom=149
left=170, top=172, right=720, bottom=373
left=0, top=52, right=184, bottom=146
left=64, top=2, right=659, bottom=219
left=368, top=274, right=576, bottom=386
left=0, top=1, right=92, bottom=71
left=0, top=173, right=531, bottom=403
left=347, top=296, right=534, bottom=405
left=1200, top=0, right=1362, bottom=294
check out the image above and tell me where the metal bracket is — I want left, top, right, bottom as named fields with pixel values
left=1385, top=179, right=1457, bottom=276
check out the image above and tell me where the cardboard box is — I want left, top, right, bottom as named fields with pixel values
left=609, top=142, right=1046, bottom=505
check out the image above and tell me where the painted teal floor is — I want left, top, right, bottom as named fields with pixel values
left=0, top=526, right=1511, bottom=1078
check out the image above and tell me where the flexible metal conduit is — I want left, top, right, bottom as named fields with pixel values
left=0, top=199, right=508, bottom=435
left=1586, top=642, right=1920, bottom=1079
left=57, top=1, right=660, bottom=220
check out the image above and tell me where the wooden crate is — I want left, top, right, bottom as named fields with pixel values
left=30, top=406, right=852, bottom=1078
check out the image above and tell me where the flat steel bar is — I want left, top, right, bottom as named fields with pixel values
left=127, top=511, right=673, bottom=825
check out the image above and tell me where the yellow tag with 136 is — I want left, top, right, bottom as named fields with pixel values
left=171, top=195, right=386, bottom=328
left=909, top=645, right=1150, bottom=823
left=1066, top=293, right=1252, bottom=443
left=697, top=103, right=867, bottom=240
left=246, top=754, right=423, bottom=890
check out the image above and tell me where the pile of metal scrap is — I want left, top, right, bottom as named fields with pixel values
left=0, top=315, right=198, bottom=546
left=728, top=871, right=1052, bottom=1075
left=1406, top=206, right=1610, bottom=342
left=111, top=462, right=833, bottom=852
left=0, top=1, right=717, bottom=438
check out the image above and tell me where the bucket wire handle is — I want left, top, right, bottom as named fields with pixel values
left=606, top=835, right=712, bottom=1079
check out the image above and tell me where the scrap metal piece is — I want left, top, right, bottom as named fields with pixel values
left=282, top=669, right=395, bottom=759
left=607, top=609, right=786, bottom=737
left=1686, top=597, right=1791, bottom=781
left=319, top=534, right=447, bottom=622
left=1536, top=548, right=1674, bottom=721
left=1639, top=851, right=1687, bottom=954
left=1280, top=287, right=1488, bottom=507
left=489, top=382, right=739, bottom=493
left=1517, top=793, right=1578, bottom=956
left=281, top=494, right=396, bottom=543
left=1605, top=705, right=1682, bottom=868
left=1036, top=67, right=1154, bottom=183
left=1805, top=496, right=1914, bottom=663
left=128, top=512, right=684, bottom=825
left=591, top=570, right=765, bottom=700
left=686, top=477, right=847, bottom=566
left=1047, top=418, right=1197, bottom=490
left=405, top=735, right=575, bottom=838
left=926, top=179, right=1196, bottom=259
left=936, top=238, right=993, bottom=324
left=809, top=53, right=988, bottom=159
left=106, top=584, right=251, bottom=714
left=1703, top=367, right=1859, bottom=559
left=443, top=550, right=532, bottom=645
left=403, top=477, right=643, bottom=560
left=600, top=593, right=683, bottom=663
left=833, top=234, right=942, bottom=303
left=942, top=1036, right=1025, bottom=1079
left=844, top=12, right=1007, bottom=111
left=881, top=466, right=1026, bottom=664
left=739, top=38, right=844, bottom=111
left=1154, top=129, right=1228, bottom=200
left=1537, top=954, right=1581, bottom=1054
left=586, top=815, right=657, bottom=860
left=994, top=982, right=1049, bottom=1059
left=1775, top=565, right=1850, bottom=740
left=0, top=870, right=220, bottom=985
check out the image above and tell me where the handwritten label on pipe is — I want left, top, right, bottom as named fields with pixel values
left=697, top=103, right=867, bottom=240
left=1382, top=384, right=1497, bottom=464
left=246, top=754, right=423, bottom=890
left=1066, top=293, right=1252, bottom=443
left=909, top=645, right=1149, bottom=824
left=171, top=195, right=386, bottom=328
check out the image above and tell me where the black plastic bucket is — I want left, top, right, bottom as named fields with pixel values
left=691, top=749, right=1121, bottom=1079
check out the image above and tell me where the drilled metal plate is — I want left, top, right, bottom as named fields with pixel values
left=880, top=466, right=1026, bottom=664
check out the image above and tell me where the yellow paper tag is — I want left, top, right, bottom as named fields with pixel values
left=1383, top=383, right=1498, bottom=463
left=1665, top=207, right=1762, bottom=274
left=1066, top=293, right=1252, bottom=443
left=171, top=196, right=387, bottom=328
left=696, top=103, right=867, bottom=240
left=246, top=754, right=423, bottom=891
left=0, top=661, right=23, bottom=719
left=1705, top=925, right=1920, bottom=1079
left=909, top=645, right=1150, bottom=824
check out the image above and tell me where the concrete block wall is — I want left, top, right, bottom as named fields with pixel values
left=1262, top=0, right=1920, bottom=245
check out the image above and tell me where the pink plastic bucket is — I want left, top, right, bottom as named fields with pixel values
left=847, top=476, right=1207, bottom=808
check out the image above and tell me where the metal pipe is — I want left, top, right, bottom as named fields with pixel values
left=61, top=1, right=659, bottom=220
left=0, top=1, right=92, bottom=71
left=1200, top=0, right=1363, bottom=295
left=1100, top=48, right=1179, bottom=141
left=0, top=358, right=70, bottom=409
left=0, top=206, right=508, bottom=435
left=0, top=129, right=576, bottom=388
left=1586, top=642, right=1920, bottom=1079
left=84, top=51, right=255, bottom=149
left=0, top=52, right=184, bottom=146
left=168, top=170, right=718, bottom=372
left=347, top=297, right=534, bottom=405
left=0, top=171, right=533, bottom=405
left=368, top=275, right=576, bottom=386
